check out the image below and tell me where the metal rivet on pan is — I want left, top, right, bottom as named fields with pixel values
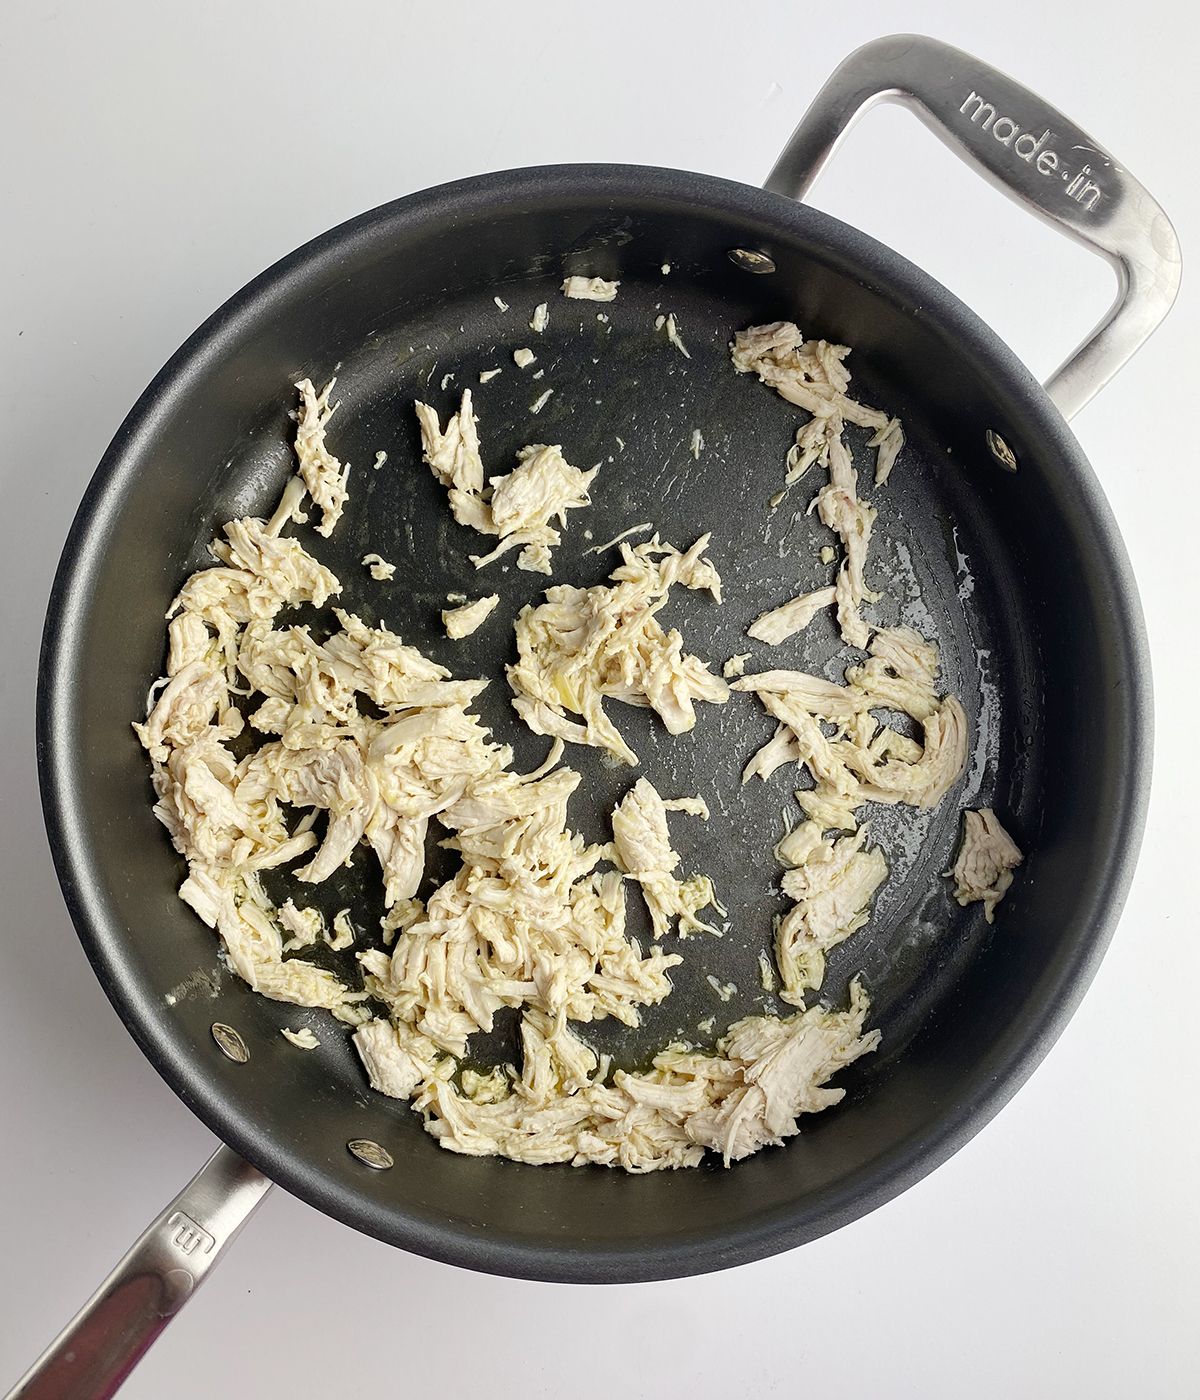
left=728, top=248, right=776, bottom=274
left=211, top=1022, right=249, bottom=1063
left=986, top=430, right=1018, bottom=472
left=348, top=1139, right=394, bottom=1171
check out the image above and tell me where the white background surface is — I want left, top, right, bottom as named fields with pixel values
left=3, top=3, right=1197, bottom=1396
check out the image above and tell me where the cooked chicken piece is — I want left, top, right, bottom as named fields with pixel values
left=861, top=624, right=940, bottom=687
left=464, top=443, right=596, bottom=568
left=747, top=585, right=838, bottom=645
left=785, top=413, right=842, bottom=486
left=733, top=669, right=868, bottom=720
left=733, top=322, right=902, bottom=645
left=133, top=657, right=239, bottom=763
left=562, top=276, right=619, bottom=301
left=166, top=613, right=213, bottom=675
left=415, top=389, right=488, bottom=527
left=723, top=653, right=751, bottom=678
left=684, top=981, right=880, bottom=1162
left=513, top=348, right=536, bottom=368
left=281, top=1027, right=320, bottom=1049
left=775, top=826, right=888, bottom=1003
left=517, top=542, right=553, bottom=574
left=362, top=553, right=396, bottom=581
left=267, top=740, right=380, bottom=885
left=611, top=778, right=721, bottom=940
left=871, top=418, right=905, bottom=487
left=278, top=899, right=324, bottom=951
left=293, top=378, right=351, bottom=537
left=737, top=625, right=967, bottom=806
left=508, top=534, right=728, bottom=765
left=330, top=909, right=355, bottom=951
left=489, top=444, right=596, bottom=541
left=529, top=388, right=554, bottom=415
left=731, top=323, right=888, bottom=433
left=952, top=808, right=1023, bottom=921
left=353, top=1018, right=443, bottom=1099
left=408, top=980, right=878, bottom=1170
left=442, top=595, right=500, bottom=639
left=179, top=866, right=367, bottom=1021
left=735, top=625, right=968, bottom=995
left=742, top=722, right=802, bottom=784
left=170, top=516, right=341, bottom=643
left=655, top=312, right=691, bottom=358
left=415, top=398, right=596, bottom=573
left=529, top=303, right=549, bottom=333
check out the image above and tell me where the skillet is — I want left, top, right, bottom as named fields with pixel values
left=16, top=34, right=1180, bottom=1400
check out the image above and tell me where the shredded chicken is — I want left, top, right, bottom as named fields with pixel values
left=562, top=276, right=619, bottom=301
left=383, top=979, right=879, bottom=1169
left=131, top=305, right=984, bottom=1177
left=139, top=396, right=880, bottom=1171
left=748, top=585, right=838, bottom=646
left=293, top=378, right=351, bottom=537
left=611, top=779, right=722, bottom=939
left=442, top=595, right=500, bottom=639
left=362, top=553, right=395, bottom=581
left=732, top=323, right=904, bottom=647
left=951, top=808, right=1023, bottom=921
left=282, top=1027, right=320, bottom=1049
left=529, top=303, right=549, bottom=333
left=513, top=348, right=536, bottom=368
left=415, top=394, right=596, bottom=573
left=734, top=625, right=968, bottom=1003
left=508, top=534, right=728, bottom=766
left=655, top=312, right=691, bottom=359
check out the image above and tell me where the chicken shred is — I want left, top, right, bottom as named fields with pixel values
left=611, top=779, right=722, bottom=940
left=415, top=394, right=596, bottom=573
left=293, top=378, right=351, bottom=537
left=732, top=323, right=904, bottom=646
left=507, top=533, right=728, bottom=766
left=362, top=553, right=395, bottom=581
left=562, top=276, right=619, bottom=301
left=442, top=594, right=500, bottom=639
left=655, top=312, right=691, bottom=359
left=951, top=809, right=1023, bottom=921
left=734, top=624, right=968, bottom=1003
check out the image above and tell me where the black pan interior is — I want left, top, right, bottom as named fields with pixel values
left=38, top=166, right=1149, bottom=1282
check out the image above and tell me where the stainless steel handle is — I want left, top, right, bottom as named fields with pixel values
left=5, top=1147, right=272, bottom=1400
left=765, top=33, right=1182, bottom=420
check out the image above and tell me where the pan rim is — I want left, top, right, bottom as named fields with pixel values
left=36, top=161, right=1152, bottom=1282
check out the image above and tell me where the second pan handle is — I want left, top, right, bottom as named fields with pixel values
left=765, top=33, right=1182, bottom=421
left=4, top=1147, right=272, bottom=1400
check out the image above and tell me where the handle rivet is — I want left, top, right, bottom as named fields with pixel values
left=348, top=1139, right=394, bottom=1170
left=986, top=430, right=1018, bottom=472
left=728, top=248, right=776, bottom=274
left=211, top=1023, right=249, bottom=1063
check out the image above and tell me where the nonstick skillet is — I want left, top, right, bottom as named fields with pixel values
left=16, top=35, right=1180, bottom=1400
